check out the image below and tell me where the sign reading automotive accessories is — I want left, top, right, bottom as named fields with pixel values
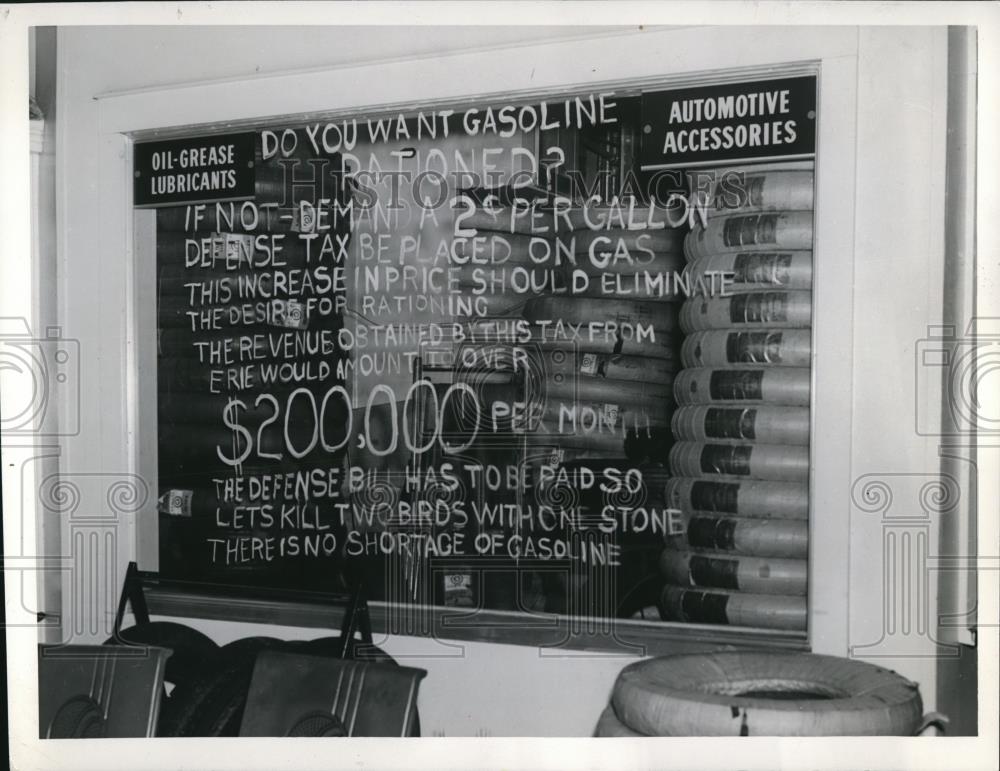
left=134, top=133, right=255, bottom=207
left=640, top=76, right=816, bottom=169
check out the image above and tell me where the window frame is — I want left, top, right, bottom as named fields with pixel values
left=85, top=25, right=862, bottom=654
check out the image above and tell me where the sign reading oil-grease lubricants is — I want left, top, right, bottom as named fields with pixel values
left=134, top=133, right=256, bottom=207
left=640, top=76, right=816, bottom=169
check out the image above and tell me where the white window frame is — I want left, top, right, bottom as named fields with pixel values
left=73, top=25, right=864, bottom=654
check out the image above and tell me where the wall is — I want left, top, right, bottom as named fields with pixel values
left=846, top=24, right=953, bottom=720
left=847, top=28, right=977, bottom=736
left=38, top=23, right=969, bottom=736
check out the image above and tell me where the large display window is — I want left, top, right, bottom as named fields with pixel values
left=137, top=72, right=820, bottom=647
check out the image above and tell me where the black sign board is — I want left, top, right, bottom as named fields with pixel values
left=640, top=76, right=816, bottom=169
left=134, top=133, right=256, bottom=208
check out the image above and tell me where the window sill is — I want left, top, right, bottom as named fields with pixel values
left=144, top=584, right=808, bottom=657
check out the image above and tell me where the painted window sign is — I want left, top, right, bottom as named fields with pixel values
left=134, top=132, right=257, bottom=207
left=640, top=76, right=816, bottom=169
left=147, top=86, right=816, bottom=635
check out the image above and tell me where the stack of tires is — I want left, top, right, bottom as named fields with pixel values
left=450, top=228, right=545, bottom=319
left=659, top=166, right=814, bottom=632
left=519, top=206, right=686, bottom=468
left=454, top=199, right=686, bottom=467
left=453, top=188, right=555, bottom=321
left=450, top=200, right=686, bottom=615
left=446, top=196, right=554, bottom=442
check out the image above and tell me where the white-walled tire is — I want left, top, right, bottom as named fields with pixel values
left=611, top=652, right=925, bottom=736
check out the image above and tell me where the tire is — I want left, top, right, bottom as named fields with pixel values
left=453, top=342, right=532, bottom=374
left=158, top=636, right=285, bottom=737
left=452, top=290, right=530, bottom=318
left=611, top=652, right=923, bottom=736
left=569, top=250, right=685, bottom=278
left=569, top=261, right=684, bottom=301
left=668, top=441, right=809, bottom=483
left=622, top=427, right=675, bottom=464
left=615, top=573, right=667, bottom=619
left=673, top=367, right=810, bottom=407
left=679, top=291, right=812, bottom=333
left=594, top=704, right=644, bottom=737
left=451, top=231, right=553, bottom=267
left=452, top=346, right=521, bottom=389
left=536, top=399, right=672, bottom=434
left=664, top=477, right=809, bottom=520
left=453, top=370, right=516, bottom=387
left=558, top=203, right=680, bottom=233
left=684, top=211, right=813, bottom=261
left=452, top=343, right=683, bottom=383
left=571, top=279, right=682, bottom=302
left=570, top=227, right=685, bottom=257
left=522, top=431, right=627, bottom=459
left=705, top=170, right=814, bottom=216
left=460, top=207, right=539, bottom=236
left=522, top=440, right=620, bottom=470
left=545, top=375, right=674, bottom=406
left=104, top=622, right=221, bottom=693
left=686, top=252, right=812, bottom=291
left=548, top=351, right=681, bottom=384
left=658, top=585, right=806, bottom=631
left=458, top=382, right=673, bottom=436
left=522, top=427, right=674, bottom=467
left=536, top=336, right=682, bottom=363
left=659, top=547, right=807, bottom=595
left=681, top=329, right=811, bottom=368
left=454, top=263, right=560, bottom=293
left=672, top=405, right=810, bottom=444
left=524, top=296, right=680, bottom=334
left=473, top=321, right=680, bottom=361
left=672, top=514, right=808, bottom=559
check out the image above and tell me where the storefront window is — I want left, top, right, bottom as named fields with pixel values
left=140, top=77, right=816, bottom=643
